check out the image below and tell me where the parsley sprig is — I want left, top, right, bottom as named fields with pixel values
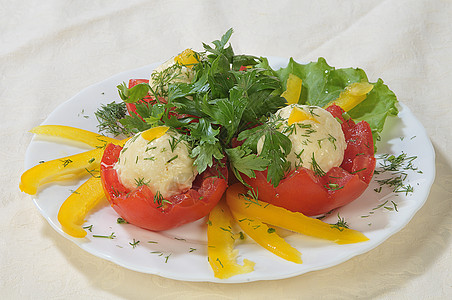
left=96, top=29, right=291, bottom=186
left=100, top=29, right=290, bottom=185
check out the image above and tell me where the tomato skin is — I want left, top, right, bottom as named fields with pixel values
left=100, top=143, right=228, bottom=231
left=243, top=104, right=375, bottom=216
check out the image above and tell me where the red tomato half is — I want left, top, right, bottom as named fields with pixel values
left=100, top=143, right=228, bottom=231
left=243, top=105, right=376, bottom=216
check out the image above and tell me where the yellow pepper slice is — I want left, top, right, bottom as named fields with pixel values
left=230, top=209, right=302, bottom=264
left=281, top=73, right=302, bottom=105
left=207, top=199, right=255, bottom=279
left=57, top=177, right=106, bottom=238
left=174, top=49, right=199, bottom=68
left=324, top=82, right=374, bottom=112
left=20, top=148, right=103, bottom=195
left=287, top=106, right=319, bottom=126
left=140, top=126, right=169, bottom=141
left=226, top=184, right=369, bottom=245
left=30, top=125, right=121, bottom=148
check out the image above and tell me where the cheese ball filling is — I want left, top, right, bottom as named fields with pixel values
left=114, top=131, right=198, bottom=198
left=259, top=104, right=346, bottom=174
left=149, top=57, right=195, bottom=97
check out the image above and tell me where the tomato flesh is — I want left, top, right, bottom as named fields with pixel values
left=100, top=143, right=228, bottom=231
left=244, top=104, right=376, bottom=216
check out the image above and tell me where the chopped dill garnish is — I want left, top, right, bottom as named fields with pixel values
left=373, top=152, right=419, bottom=195
left=330, top=213, right=349, bottom=231
left=61, top=159, right=73, bottom=167
left=129, top=239, right=140, bottom=249
left=311, top=153, right=326, bottom=177
left=166, top=155, right=179, bottom=163
left=95, top=101, right=129, bottom=136
left=85, top=168, right=100, bottom=178
left=83, top=225, right=93, bottom=232
left=117, top=217, right=129, bottom=224
left=168, top=136, right=181, bottom=152
left=93, top=232, right=116, bottom=239
left=135, top=177, right=149, bottom=187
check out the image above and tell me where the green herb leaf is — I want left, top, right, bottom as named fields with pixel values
left=117, top=82, right=151, bottom=103
left=239, top=123, right=291, bottom=186
left=225, top=146, right=269, bottom=183
left=274, top=57, right=398, bottom=146
left=190, top=142, right=224, bottom=173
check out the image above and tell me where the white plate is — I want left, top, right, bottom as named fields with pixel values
left=24, top=58, right=435, bottom=283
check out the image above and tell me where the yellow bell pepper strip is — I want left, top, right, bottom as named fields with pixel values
left=20, top=135, right=130, bottom=195
left=324, top=82, right=374, bottom=112
left=207, top=199, right=255, bottom=279
left=140, top=126, right=169, bottom=141
left=226, top=183, right=369, bottom=245
left=19, top=148, right=103, bottom=195
left=174, top=49, right=199, bottom=68
left=287, top=106, right=319, bottom=126
left=30, top=125, right=121, bottom=148
left=57, top=176, right=106, bottom=238
left=230, top=209, right=302, bottom=264
left=281, top=73, right=302, bottom=105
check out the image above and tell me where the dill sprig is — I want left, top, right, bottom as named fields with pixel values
left=151, top=63, right=183, bottom=98
left=95, top=101, right=129, bottom=136
left=129, top=239, right=140, bottom=249
left=330, top=213, right=349, bottom=231
left=311, top=153, right=326, bottom=177
left=374, top=152, right=419, bottom=195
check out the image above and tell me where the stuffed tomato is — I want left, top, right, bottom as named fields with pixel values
left=100, top=127, right=228, bottom=231
left=243, top=104, right=376, bottom=216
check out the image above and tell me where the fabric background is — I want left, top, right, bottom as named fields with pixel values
left=2, top=0, right=452, bottom=299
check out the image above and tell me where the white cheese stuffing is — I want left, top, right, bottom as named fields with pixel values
left=259, top=104, right=346, bottom=174
left=114, top=131, right=197, bottom=198
left=149, top=57, right=194, bottom=96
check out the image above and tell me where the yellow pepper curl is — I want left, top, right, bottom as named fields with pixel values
left=207, top=199, right=255, bottom=279
left=20, top=125, right=128, bottom=195
left=57, top=177, right=106, bottom=238
left=324, top=82, right=374, bottom=112
left=230, top=209, right=302, bottom=264
left=19, top=148, right=103, bottom=195
left=226, top=183, right=369, bottom=245
left=20, top=125, right=128, bottom=238
left=30, top=125, right=121, bottom=148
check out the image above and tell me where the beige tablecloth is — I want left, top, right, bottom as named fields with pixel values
left=3, top=0, right=452, bottom=299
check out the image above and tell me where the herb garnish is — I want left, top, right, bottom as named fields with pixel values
left=95, top=102, right=129, bottom=136
left=83, top=225, right=93, bottom=232
left=117, top=217, right=129, bottom=224
left=374, top=152, right=419, bottom=195
left=330, top=214, right=349, bottom=231
left=61, top=159, right=73, bottom=167
left=129, top=239, right=140, bottom=249
left=110, top=29, right=289, bottom=185
left=311, top=153, right=326, bottom=177
left=93, top=232, right=116, bottom=239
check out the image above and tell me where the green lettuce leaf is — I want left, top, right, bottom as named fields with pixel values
left=274, top=57, right=399, bottom=145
